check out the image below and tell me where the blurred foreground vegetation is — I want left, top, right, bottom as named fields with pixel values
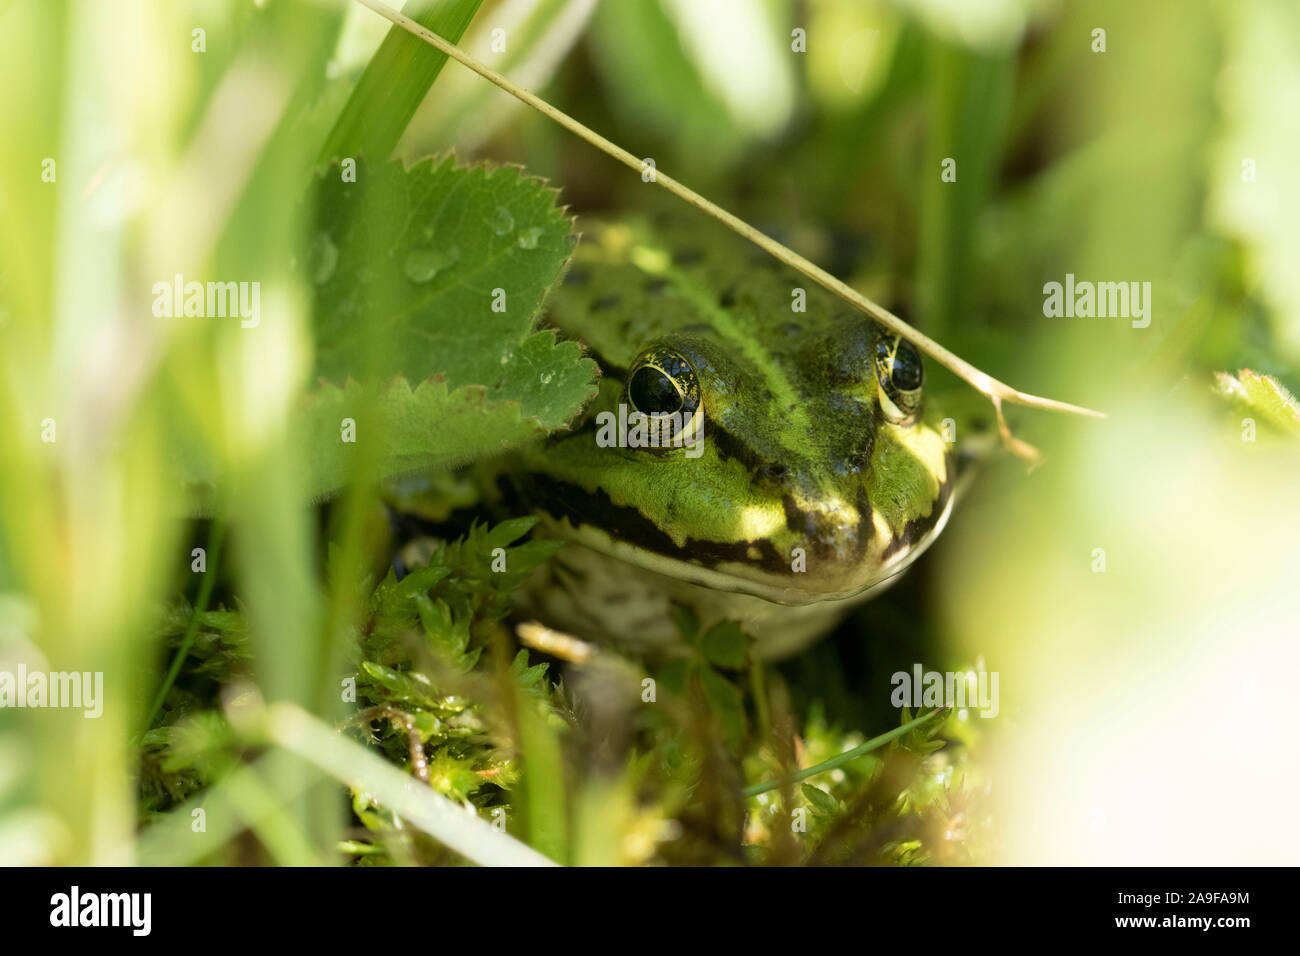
left=1, top=0, right=1297, bottom=866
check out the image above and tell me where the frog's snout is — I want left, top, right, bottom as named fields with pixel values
left=777, top=489, right=874, bottom=567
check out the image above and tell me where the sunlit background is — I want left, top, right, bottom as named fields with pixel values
left=1, top=0, right=1297, bottom=865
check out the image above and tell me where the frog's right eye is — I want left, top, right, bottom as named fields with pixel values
left=624, top=346, right=703, bottom=451
left=874, top=334, right=923, bottom=423
left=629, top=366, right=683, bottom=414
left=626, top=347, right=700, bottom=418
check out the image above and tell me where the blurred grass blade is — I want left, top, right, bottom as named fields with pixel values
left=268, top=703, right=559, bottom=866
left=134, top=751, right=323, bottom=866
left=515, top=684, right=569, bottom=863
left=320, top=0, right=484, bottom=164
left=918, top=43, right=1014, bottom=343
left=402, top=0, right=597, bottom=156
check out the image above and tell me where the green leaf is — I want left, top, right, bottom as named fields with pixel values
left=897, top=707, right=951, bottom=757
left=482, top=516, right=541, bottom=551
left=309, top=156, right=597, bottom=426
left=801, top=783, right=839, bottom=817
left=699, top=620, right=751, bottom=670
left=656, top=658, right=690, bottom=696
left=670, top=604, right=699, bottom=642
left=1214, top=369, right=1300, bottom=437
left=412, top=594, right=474, bottom=667
left=510, top=649, right=550, bottom=689
left=298, top=376, right=553, bottom=502
left=425, top=753, right=486, bottom=801
left=179, top=157, right=599, bottom=507
left=360, top=661, right=437, bottom=705
left=697, top=664, right=747, bottom=744
left=393, top=563, right=452, bottom=600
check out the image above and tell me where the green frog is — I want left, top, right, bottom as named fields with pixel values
left=483, top=213, right=961, bottom=659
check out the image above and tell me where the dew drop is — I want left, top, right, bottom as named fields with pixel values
left=309, top=233, right=338, bottom=285
left=493, top=206, right=515, bottom=236
left=517, top=227, right=543, bottom=250
left=403, top=244, right=460, bottom=283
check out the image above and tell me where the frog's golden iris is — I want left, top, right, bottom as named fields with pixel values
left=624, top=345, right=702, bottom=450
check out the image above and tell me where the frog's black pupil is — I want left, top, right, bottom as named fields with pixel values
left=892, top=341, right=923, bottom=391
left=629, top=365, right=681, bottom=414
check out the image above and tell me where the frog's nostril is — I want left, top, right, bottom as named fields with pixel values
left=761, top=463, right=789, bottom=480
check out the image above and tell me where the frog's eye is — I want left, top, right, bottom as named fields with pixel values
left=625, top=346, right=703, bottom=448
left=629, top=365, right=683, bottom=414
left=627, top=347, right=700, bottom=416
left=874, top=334, right=923, bottom=423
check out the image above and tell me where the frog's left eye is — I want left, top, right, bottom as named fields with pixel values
left=625, top=346, right=703, bottom=448
left=874, top=334, right=923, bottom=423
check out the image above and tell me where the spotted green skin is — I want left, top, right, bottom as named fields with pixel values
left=505, top=215, right=955, bottom=612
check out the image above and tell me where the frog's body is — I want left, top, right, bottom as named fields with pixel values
left=488, top=215, right=958, bottom=659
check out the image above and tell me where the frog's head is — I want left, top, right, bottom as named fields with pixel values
left=512, top=221, right=956, bottom=606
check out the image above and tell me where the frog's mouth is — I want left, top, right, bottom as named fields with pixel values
left=521, top=469, right=957, bottom=606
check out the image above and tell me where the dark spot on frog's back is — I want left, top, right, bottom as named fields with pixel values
left=673, top=248, right=704, bottom=267
left=591, top=294, right=621, bottom=312
left=718, top=284, right=738, bottom=308
left=643, top=277, right=670, bottom=295
left=563, top=268, right=589, bottom=286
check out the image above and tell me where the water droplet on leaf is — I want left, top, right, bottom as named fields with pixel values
left=403, top=244, right=460, bottom=283
left=493, top=206, right=515, bottom=236
left=517, top=227, right=543, bottom=250
left=309, top=233, right=338, bottom=285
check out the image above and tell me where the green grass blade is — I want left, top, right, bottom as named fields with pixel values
left=742, top=709, right=948, bottom=799
left=320, top=0, right=485, bottom=164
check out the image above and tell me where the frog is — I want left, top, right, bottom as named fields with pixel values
left=478, top=211, right=961, bottom=660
